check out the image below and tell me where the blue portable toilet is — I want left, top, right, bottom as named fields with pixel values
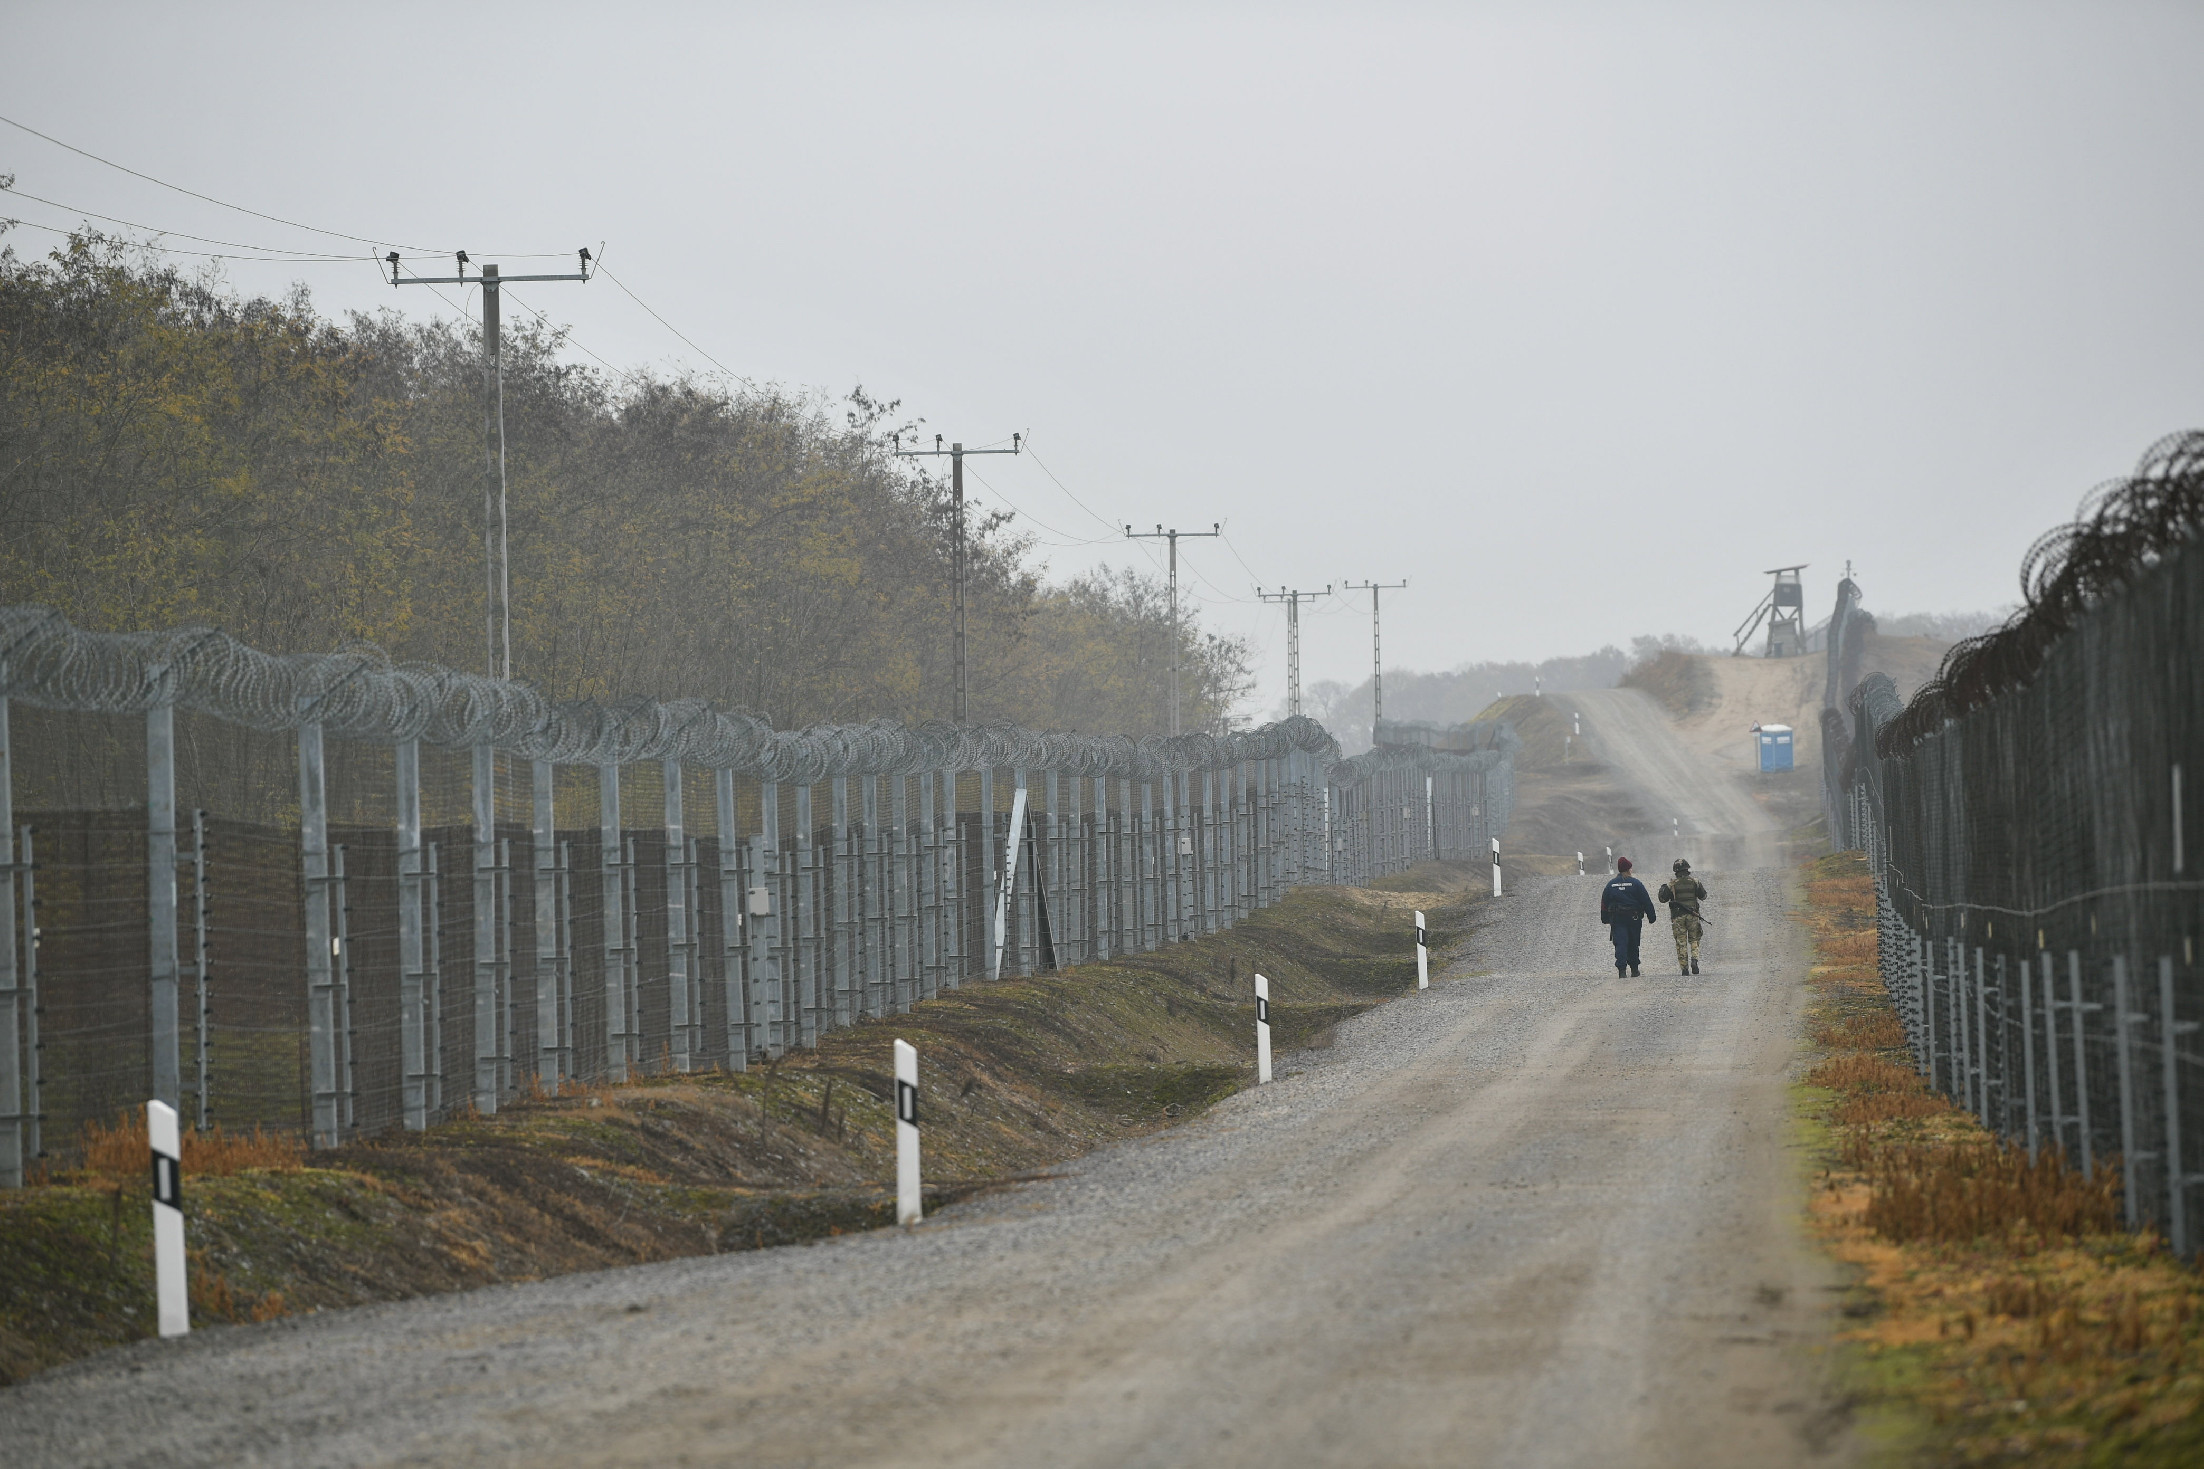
left=1755, top=723, right=1794, bottom=772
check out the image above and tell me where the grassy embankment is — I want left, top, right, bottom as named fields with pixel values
left=1800, top=851, right=2204, bottom=1463
left=1, top=866, right=1482, bottom=1384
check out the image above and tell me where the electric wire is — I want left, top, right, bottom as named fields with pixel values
left=596, top=262, right=746, bottom=381
left=0, top=111, right=450, bottom=252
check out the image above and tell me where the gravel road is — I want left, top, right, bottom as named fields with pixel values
left=1, top=693, right=1851, bottom=1467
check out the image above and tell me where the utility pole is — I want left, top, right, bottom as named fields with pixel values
left=1256, top=585, right=1331, bottom=717
left=389, top=249, right=594, bottom=680
left=895, top=432, right=1022, bottom=724
left=1126, top=523, right=1222, bottom=735
left=1343, top=578, right=1408, bottom=731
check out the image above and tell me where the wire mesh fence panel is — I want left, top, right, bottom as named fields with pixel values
left=1828, top=430, right=2204, bottom=1249
left=0, top=603, right=1519, bottom=1178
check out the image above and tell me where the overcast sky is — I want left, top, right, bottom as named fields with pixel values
left=7, top=2, right=2202, bottom=713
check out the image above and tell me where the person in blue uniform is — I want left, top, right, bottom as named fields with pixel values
left=1599, top=857, right=1658, bottom=977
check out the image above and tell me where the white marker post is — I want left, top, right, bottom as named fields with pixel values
left=894, top=1038, right=921, bottom=1225
left=1254, top=972, right=1273, bottom=1084
left=148, top=1100, right=188, bottom=1338
left=990, top=783, right=1028, bottom=982
left=1414, top=910, right=1429, bottom=990
left=1490, top=836, right=1502, bottom=897
left=1577, top=851, right=1584, bottom=876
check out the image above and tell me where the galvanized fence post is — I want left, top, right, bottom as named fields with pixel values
left=0, top=691, right=18, bottom=1187
left=600, top=763, right=627, bottom=1083
left=2115, top=955, right=2143, bottom=1230
left=753, top=779, right=783, bottom=1055
left=715, top=767, right=746, bottom=1067
left=300, top=722, right=339, bottom=1147
left=2022, top=954, right=2038, bottom=1160
left=472, top=744, right=500, bottom=1113
left=396, top=740, right=427, bottom=1126
left=665, top=758, right=692, bottom=1071
left=2067, top=952, right=2094, bottom=1174
left=533, top=761, right=558, bottom=1085
left=147, top=700, right=181, bottom=1112
left=2040, top=953, right=2063, bottom=1162
left=2160, top=956, right=2193, bottom=1259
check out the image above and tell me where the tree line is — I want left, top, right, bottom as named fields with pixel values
left=0, top=231, right=1250, bottom=735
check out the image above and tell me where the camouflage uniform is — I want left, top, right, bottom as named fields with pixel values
left=1658, top=868, right=1707, bottom=970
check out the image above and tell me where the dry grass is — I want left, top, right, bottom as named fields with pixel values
left=76, top=1111, right=305, bottom=1180
left=1799, top=850, right=2204, bottom=1465
left=1848, top=1141, right=2125, bottom=1245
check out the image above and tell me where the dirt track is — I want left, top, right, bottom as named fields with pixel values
left=0, top=693, right=1851, bottom=1468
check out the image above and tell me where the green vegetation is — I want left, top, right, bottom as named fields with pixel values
left=0, top=229, right=1246, bottom=733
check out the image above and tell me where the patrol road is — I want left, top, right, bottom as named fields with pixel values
left=0, top=691, right=1850, bottom=1468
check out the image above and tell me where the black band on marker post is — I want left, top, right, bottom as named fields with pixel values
left=151, top=1153, right=182, bottom=1210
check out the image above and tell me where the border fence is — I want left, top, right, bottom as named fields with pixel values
left=1826, top=430, right=2204, bottom=1256
left=0, top=606, right=1513, bottom=1184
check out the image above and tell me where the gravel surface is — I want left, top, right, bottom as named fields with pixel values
left=1, top=693, right=1851, bottom=1467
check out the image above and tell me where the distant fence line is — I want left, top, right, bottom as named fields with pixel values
left=1826, top=431, right=2204, bottom=1256
left=0, top=607, right=1513, bottom=1185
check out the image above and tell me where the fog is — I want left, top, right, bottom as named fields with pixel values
left=6, top=1, right=2200, bottom=714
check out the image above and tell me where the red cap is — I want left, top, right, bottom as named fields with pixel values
left=1615, top=856, right=1632, bottom=871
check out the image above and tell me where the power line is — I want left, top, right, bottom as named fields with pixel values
left=0, top=189, right=369, bottom=257
left=0, top=111, right=449, bottom=252
left=961, top=465, right=1117, bottom=547
left=1020, top=446, right=1128, bottom=537
left=1, top=217, right=372, bottom=264
left=596, top=263, right=745, bottom=381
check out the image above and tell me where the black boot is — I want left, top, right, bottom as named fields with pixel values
left=1629, top=964, right=1641, bottom=977
left=1691, top=959, right=1700, bottom=975
left=1616, top=965, right=1627, bottom=978
left=1681, top=962, right=1690, bottom=975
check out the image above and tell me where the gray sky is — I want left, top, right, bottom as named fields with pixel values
left=7, top=2, right=2202, bottom=714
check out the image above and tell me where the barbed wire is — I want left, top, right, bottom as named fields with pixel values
left=0, top=606, right=1340, bottom=782
left=1877, top=429, right=2204, bottom=756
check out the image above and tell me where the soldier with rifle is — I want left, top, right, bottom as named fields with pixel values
left=1658, top=858, right=1709, bottom=975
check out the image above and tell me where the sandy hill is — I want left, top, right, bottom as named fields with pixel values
left=1624, top=633, right=1950, bottom=783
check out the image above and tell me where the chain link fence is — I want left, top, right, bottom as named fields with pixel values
left=0, top=606, right=1513, bottom=1184
left=1828, top=431, right=2204, bottom=1254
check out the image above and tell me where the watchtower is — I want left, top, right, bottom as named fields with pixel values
left=1732, top=564, right=1809, bottom=658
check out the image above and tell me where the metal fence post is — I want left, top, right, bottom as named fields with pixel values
left=2022, top=954, right=2038, bottom=1160
left=1921, top=934, right=1938, bottom=1087
left=397, top=740, right=427, bottom=1126
left=893, top=774, right=913, bottom=1011
left=533, top=761, right=558, bottom=1086
left=19, top=824, right=38, bottom=1167
left=1983, top=947, right=2001, bottom=1118
left=300, top=722, right=338, bottom=1147
left=795, top=781, right=817, bottom=1046
left=2160, top=956, right=2192, bottom=1259
left=472, top=744, right=499, bottom=1113
left=147, top=701, right=181, bottom=1112
left=0, top=692, right=19, bottom=1187
left=754, top=779, right=783, bottom=1054
left=600, top=763, right=627, bottom=1083
left=2068, top=951, right=2094, bottom=1174
left=2115, top=955, right=2143, bottom=1230
left=716, top=767, right=746, bottom=1068
left=190, top=810, right=208, bottom=1130
left=334, top=844, right=356, bottom=1131
left=665, top=758, right=691, bottom=1070
left=918, top=773, right=939, bottom=1001
left=2039, top=952, right=2061, bottom=1162
left=828, top=775, right=850, bottom=1029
